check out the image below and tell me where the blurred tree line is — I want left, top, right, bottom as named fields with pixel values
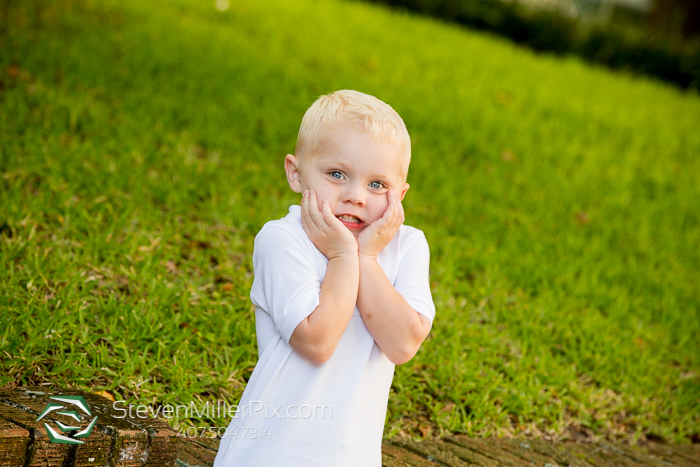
left=366, top=0, right=700, bottom=89
left=651, top=0, right=699, bottom=40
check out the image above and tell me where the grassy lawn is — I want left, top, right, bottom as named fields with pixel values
left=1, top=0, right=699, bottom=444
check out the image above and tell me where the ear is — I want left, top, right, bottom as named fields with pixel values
left=285, top=154, right=302, bottom=193
left=399, top=183, right=410, bottom=201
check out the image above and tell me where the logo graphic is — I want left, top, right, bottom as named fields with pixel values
left=35, top=396, right=98, bottom=444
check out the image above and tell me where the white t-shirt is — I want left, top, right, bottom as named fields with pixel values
left=213, top=205, right=435, bottom=467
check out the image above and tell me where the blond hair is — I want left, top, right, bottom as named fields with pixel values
left=295, top=90, right=411, bottom=174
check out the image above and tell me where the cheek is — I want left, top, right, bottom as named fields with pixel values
left=371, top=199, right=389, bottom=221
left=315, top=187, right=341, bottom=209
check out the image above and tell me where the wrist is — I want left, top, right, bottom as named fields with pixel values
left=327, top=250, right=359, bottom=262
left=359, top=251, right=378, bottom=262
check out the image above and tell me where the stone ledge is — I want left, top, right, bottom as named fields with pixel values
left=1, top=388, right=697, bottom=467
left=0, top=387, right=178, bottom=467
left=177, top=434, right=700, bottom=467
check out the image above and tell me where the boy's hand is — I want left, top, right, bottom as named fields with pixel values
left=301, top=190, right=358, bottom=260
left=357, top=190, right=404, bottom=260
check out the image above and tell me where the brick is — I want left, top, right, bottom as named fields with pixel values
left=0, top=417, right=30, bottom=467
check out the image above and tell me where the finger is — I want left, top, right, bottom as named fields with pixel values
left=300, top=190, right=308, bottom=222
left=396, top=191, right=405, bottom=224
left=307, top=190, right=325, bottom=230
left=301, top=190, right=315, bottom=234
left=384, top=191, right=401, bottom=232
left=387, top=190, right=399, bottom=220
left=321, top=199, right=338, bottom=227
left=391, top=190, right=403, bottom=225
left=305, top=191, right=323, bottom=235
left=373, top=193, right=395, bottom=234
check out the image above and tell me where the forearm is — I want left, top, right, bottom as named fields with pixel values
left=357, top=255, right=430, bottom=365
left=290, top=254, right=359, bottom=364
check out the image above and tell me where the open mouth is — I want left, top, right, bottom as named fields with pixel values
left=336, top=214, right=363, bottom=229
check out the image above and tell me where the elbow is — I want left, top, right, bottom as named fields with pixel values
left=289, top=317, right=338, bottom=364
left=297, top=340, right=337, bottom=365
left=305, top=346, right=334, bottom=365
left=387, top=343, right=421, bottom=366
left=387, top=315, right=431, bottom=365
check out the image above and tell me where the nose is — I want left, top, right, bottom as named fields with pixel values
left=341, top=183, right=365, bottom=207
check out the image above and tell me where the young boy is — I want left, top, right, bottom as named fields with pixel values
left=213, top=90, right=435, bottom=466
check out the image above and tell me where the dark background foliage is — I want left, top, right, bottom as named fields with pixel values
left=365, top=0, right=700, bottom=89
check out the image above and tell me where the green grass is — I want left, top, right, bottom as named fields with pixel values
left=1, top=0, right=699, bottom=444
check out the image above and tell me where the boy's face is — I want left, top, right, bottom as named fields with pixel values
left=285, top=123, right=410, bottom=237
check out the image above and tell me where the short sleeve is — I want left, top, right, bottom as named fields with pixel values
left=393, top=231, right=436, bottom=326
left=250, top=224, right=321, bottom=345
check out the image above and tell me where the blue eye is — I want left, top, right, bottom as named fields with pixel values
left=330, top=171, right=343, bottom=180
left=369, top=181, right=384, bottom=189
